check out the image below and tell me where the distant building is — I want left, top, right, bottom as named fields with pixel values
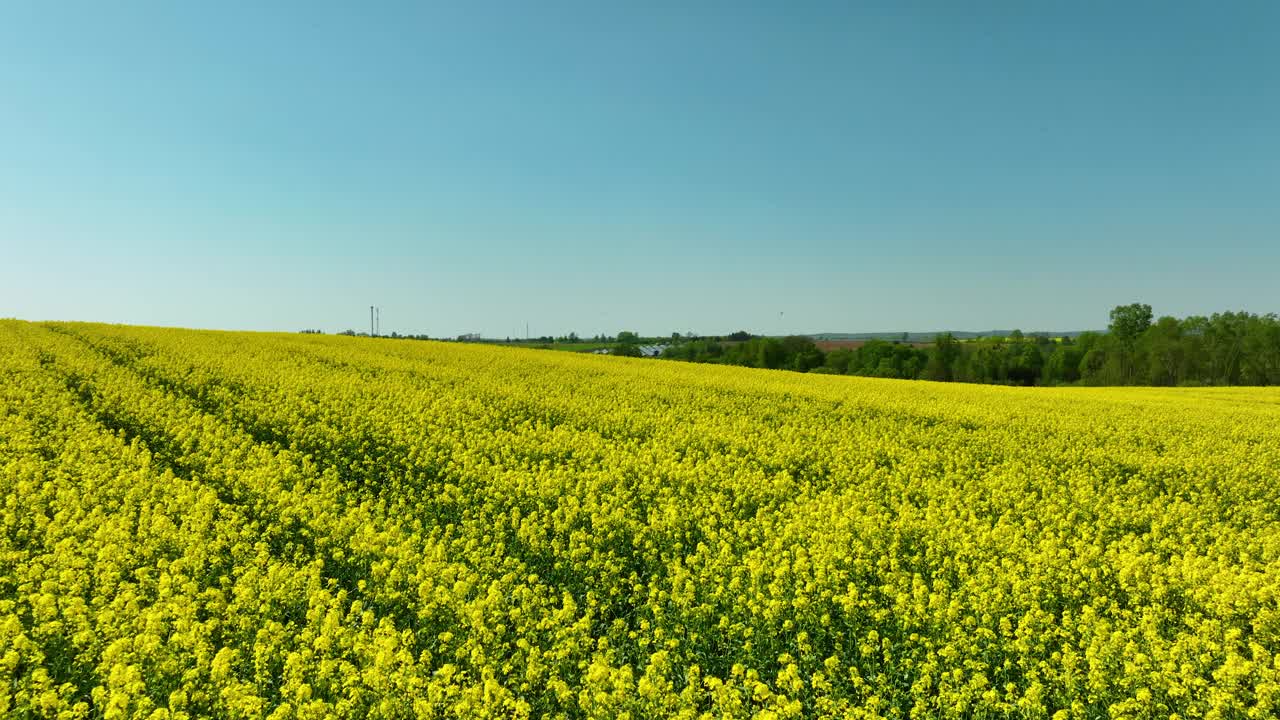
left=592, top=344, right=668, bottom=357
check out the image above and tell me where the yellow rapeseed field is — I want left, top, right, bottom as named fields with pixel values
left=2, top=320, right=1278, bottom=719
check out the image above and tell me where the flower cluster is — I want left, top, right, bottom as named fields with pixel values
left=2, top=320, right=1278, bottom=718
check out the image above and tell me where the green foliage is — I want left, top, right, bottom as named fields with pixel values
left=924, top=333, right=960, bottom=381
left=1109, top=303, right=1154, bottom=344
left=656, top=304, right=1280, bottom=387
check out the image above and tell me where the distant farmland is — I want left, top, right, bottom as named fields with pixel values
left=812, top=339, right=931, bottom=352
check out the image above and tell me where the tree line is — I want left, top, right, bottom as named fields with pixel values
left=661, top=304, right=1280, bottom=386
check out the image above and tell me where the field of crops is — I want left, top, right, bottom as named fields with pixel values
left=2, top=320, right=1279, bottom=719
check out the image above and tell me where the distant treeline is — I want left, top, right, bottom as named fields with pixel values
left=662, top=305, right=1280, bottom=386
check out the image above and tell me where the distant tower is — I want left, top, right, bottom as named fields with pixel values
left=370, top=306, right=374, bottom=336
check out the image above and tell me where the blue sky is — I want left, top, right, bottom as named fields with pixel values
left=2, top=1, right=1277, bottom=337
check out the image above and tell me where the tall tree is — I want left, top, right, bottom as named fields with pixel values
left=1109, top=303, right=1153, bottom=382
left=1109, top=303, right=1154, bottom=343
left=924, top=333, right=960, bottom=381
left=1140, top=316, right=1185, bottom=385
left=1241, top=314, right=1280, bottom=385
left=1204, top=312, right=1247, bottom=384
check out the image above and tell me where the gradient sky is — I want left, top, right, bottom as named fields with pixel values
left=2, top=1, right=1277, bottom=338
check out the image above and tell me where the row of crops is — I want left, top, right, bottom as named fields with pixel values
left=2, top=319, right=1279, bottom=718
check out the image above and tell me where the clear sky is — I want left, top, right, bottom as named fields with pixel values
left=2, top=1, right=1277, bottom=338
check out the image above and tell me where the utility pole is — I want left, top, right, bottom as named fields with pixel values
left=370, top=306, right=374, bottom=336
